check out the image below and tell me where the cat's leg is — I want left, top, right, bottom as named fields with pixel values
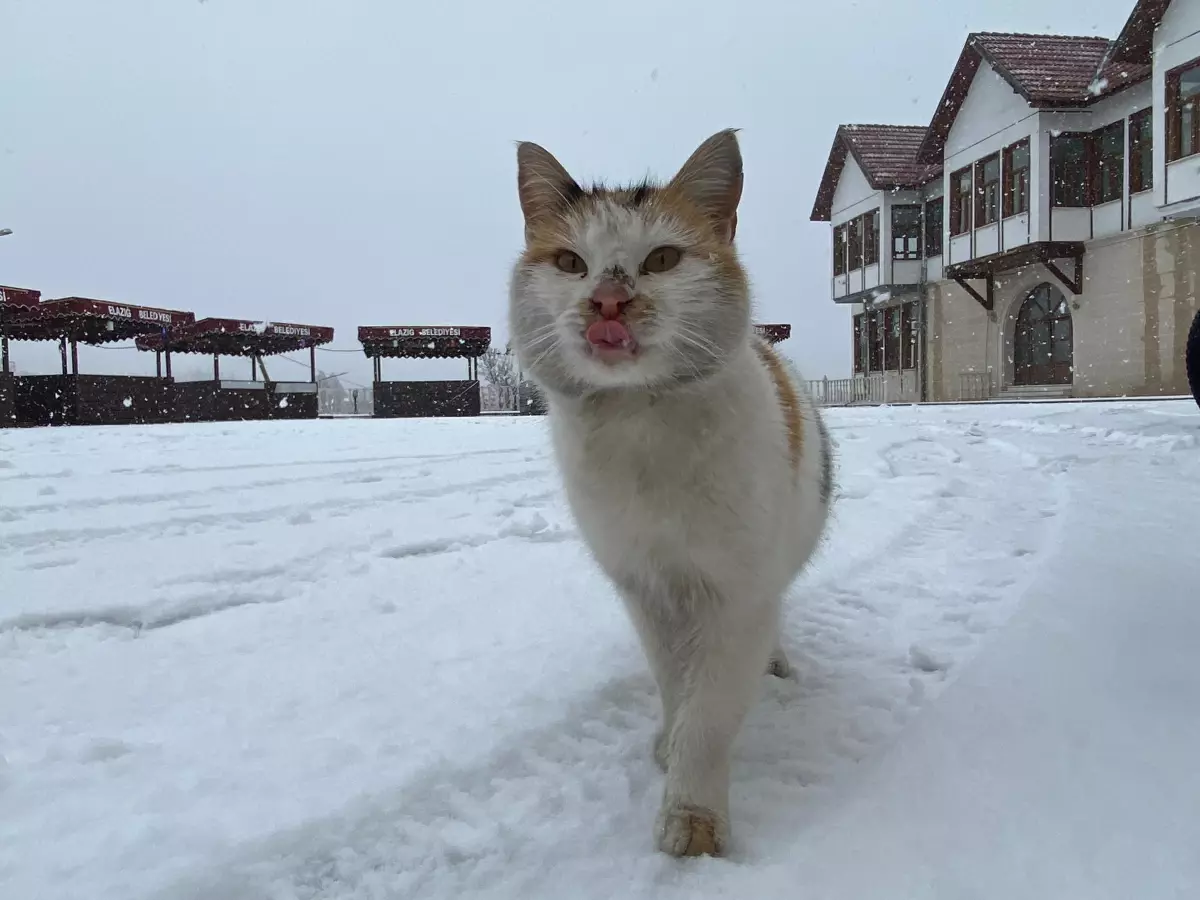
left=657, top=591, right=777, bottom=857
left=617, top=586, right=684, bottom=773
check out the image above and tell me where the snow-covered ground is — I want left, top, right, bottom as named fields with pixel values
left=2, top=401, right=1198, bottom=900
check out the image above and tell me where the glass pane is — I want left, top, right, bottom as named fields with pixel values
left=1011, top=143, right=1029, bottom=171
left=1183, top=102, right=1196, bottom=157
left=1181, top=66, right=1200, bottom=101
left=1032, top=323, right=1051, bottom=354
left=983, top=155, right=1000, bottom=181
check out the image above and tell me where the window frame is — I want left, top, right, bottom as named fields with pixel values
left=1129, top=107, right=1153, bottom=194
left=949, top=166, right=973, bottom=235
left=1092, top=119, right=1125, bottom=206
left=847, top=216, right=862, bottom=271
left=1050, top=131, right=1093, bottom=208
left=833, top=224, right=847, bottom=276
left=924, top=196, right=944, bottom=257
left=1166, top=57, right=1200, bottom=163
left=891, top=204, right=923, bottom=260
left=1002, top=138, right=1031, bottom=217
left=868, top=311, right=884, bottom=372
left=901, top=301, right=917, bottom=371
left=853, top=313, right=865, bottom=373
left=974, top=153, right=1001, bottom=226
left=862, top=209, right=880, bottom=267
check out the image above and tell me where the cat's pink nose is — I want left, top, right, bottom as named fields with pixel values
left=591, top=280, right=630, bottom=320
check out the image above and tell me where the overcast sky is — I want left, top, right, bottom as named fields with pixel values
left=4, top=0, right=1134, bottom=389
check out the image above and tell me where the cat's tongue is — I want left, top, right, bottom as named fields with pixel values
left=586, top=319, right=633, bottom=349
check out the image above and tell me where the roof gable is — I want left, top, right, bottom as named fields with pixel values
left=810, top=125, right=941, bottom=222
left=917, top=32, right=1149, bottom=162
left=1108, top=0, right=1172, bottom=65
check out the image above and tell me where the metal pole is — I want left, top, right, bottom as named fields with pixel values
left=165, top=348, right=172, bottom=379
left=59, top=336, right=68, bottom=375
left=250, top=354, right=257, bottom=381
left=213, top=354, right=220, bottom=381
left=309, top=343, right=316, bottom=382
left=156, top=351, right=162, bottom=378
left=70, top=339, right=79, bottom=375
left=1, top=335, right=9, bottom=375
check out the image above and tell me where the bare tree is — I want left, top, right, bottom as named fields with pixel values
left=479, top=345, right=518, bottom=388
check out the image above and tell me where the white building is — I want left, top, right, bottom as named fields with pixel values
left=810, top=0, right=1200, bottom=402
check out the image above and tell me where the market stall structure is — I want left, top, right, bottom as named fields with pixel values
left=755, top=323, right=792, bottom=344
left=0, top=285, right=44, bottom=425
left=1, top=292, right=196, bottom=426
left=136, top=317, right=334, bottom=421
left=358, top=325, right=491, bottom=417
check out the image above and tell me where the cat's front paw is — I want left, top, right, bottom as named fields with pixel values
left=656, top=801, right=728, bottom=857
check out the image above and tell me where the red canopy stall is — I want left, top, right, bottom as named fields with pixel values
left=136, top=317, right=334, bottom=421
left=755, top=323, right=792, bottom=344
left=358, top=325, right=491, bottom=418
left=1, top=292, right=195, bottom=426
left=0, top=286, right=44, bottom=425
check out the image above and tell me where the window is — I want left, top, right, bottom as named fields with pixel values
left=901, top=301, right=918, bottom=370
left=1129, top=108, right=1153, bottom=193
left=1167, top=59, right=1200, bottom=161
left=1051, top=132, right=1092, bottom=207
left=925, top=197, right=943, bottom=256
left=974, top=153, right=1001, bottom=225
left=884, top=307, right=902, bottom=370
left=847, top=217, right=862, bottom=270
left=862, top=210, right=879, bottom=266
left=853, top=314, right=865, bottom=373
left=869, top=311, right=884, bottom=372
left=1003, top=139, right=1031, bottom=217
left=1094, top=120, right=1124, bottom=204
left=891, top=205, right=922, bottom=260
left=833, top=225, right=847, bottom=276
left=950, top=167, right=972, bottom=235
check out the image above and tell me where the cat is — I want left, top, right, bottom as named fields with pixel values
left=507, top=128, right=834, bottom=857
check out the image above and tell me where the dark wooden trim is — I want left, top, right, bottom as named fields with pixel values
left=1166, top=57, right=1200, bottom=163
left=945, top=240, right=1085, bottom=282
left=1042, top=256, right=1083, bottom=295
left=951, top=273, right=994, bottom=311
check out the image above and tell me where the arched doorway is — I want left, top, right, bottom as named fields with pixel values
left=1014, top=283, right=1073, bottom=386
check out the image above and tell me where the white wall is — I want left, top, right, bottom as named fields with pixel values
left=831, top=155, right=880, bottom=224
left=942, top=59, right=1039, bottom=261
left=1155, top=0, right=1200, bottom=209
left=944, top=61, right=1035, bottom=159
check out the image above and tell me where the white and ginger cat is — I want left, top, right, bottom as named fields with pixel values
left=507, top=129, right=834, bottom=858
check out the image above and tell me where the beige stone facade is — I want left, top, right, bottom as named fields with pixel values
left=924, top=219, right=1200, bottom=401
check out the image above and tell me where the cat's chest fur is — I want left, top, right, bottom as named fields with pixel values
left=547, top=350, right=788, bottom=586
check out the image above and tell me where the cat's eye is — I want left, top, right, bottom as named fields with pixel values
left=554, top=250, right=587, bottom=276
left=642, top=246, right=682, bottom=274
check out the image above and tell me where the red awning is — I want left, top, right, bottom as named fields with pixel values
left=2, top=295, right=195, bottom=343
left=358, top=325, right=492, bottom=359
left=136, top=317, right=335, bottom=356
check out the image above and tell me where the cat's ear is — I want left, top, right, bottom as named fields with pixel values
left=666, top=128, right=743, bottom=243
left=516, top=141, right=582, bottom=237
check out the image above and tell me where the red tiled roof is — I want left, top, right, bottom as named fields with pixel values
left=809, top=125, right=942, bottom=222
left=1108, top=0, right=1172, bottom=66
left=917, top=31, right=1152, bottom=162
left=973, top=33, right=1113, bottom=104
